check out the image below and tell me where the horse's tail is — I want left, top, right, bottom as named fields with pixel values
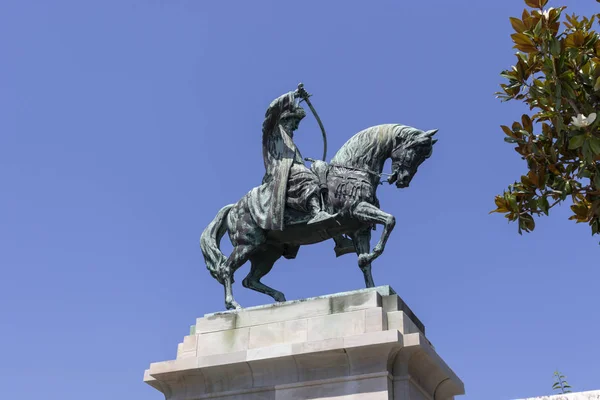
left=200, top=204, right=234, bottom=283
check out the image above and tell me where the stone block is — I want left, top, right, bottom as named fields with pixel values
left=293, top=349, right=350, bottom=382
left=365, top=307, right=387, bottom=332
left=234, top=297, right=331, bottom=328
left=247, top=357, right=299, bottom=387
left=388, top=311, right=420, bottom=335
left=201, top=362, right=253, bottom=394
left=330, top=290, right=381, bottom=313
left=343, top=329, right=402, bottom=349
left=197, top=327, right=249, bottom=356
left=181, top=334, right=197, bottom=351
left=248, top=318, right=307, bottom=349
left=382, top=294, right=425, bottom=334
left=197, top=350, right=247, bottom=369
left=247, top=343, right=294, bottom=361
left=307, top=309, right=366, bottom=341
left=291, top=337, right=345, bottom=355
left=196, top=312, right=237, bottom=334
left=149, top=357, right=197, bottom=376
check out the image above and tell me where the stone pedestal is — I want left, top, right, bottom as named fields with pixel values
left=144, top=286, right=464, bottom=399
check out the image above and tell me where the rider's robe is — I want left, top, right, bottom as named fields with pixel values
left=248, top=92, right=319, bottom=231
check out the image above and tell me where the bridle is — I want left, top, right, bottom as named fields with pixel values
left=305, top=141, right=429, bottom=186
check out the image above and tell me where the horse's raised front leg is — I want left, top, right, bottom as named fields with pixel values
left=350, top=229, right=375, bottom=288
left=220, top=244, right=254, bottom=310
left=351, top=201, right=396, bottom=268
left=242, top=246, right=286, bottom=303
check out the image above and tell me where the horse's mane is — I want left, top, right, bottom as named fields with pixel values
left=330, top=124, right=395, bottom=166
left=331, top=124, right=424, bottom=167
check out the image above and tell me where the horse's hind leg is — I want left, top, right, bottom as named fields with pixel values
left=350, top=229, right=375, bottom=288
left=242, top=247, right=286, bottom=303
left=221, top=244, right=255, bottom=310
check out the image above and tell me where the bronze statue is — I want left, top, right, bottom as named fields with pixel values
left=201, top=84, right=437, bottom=310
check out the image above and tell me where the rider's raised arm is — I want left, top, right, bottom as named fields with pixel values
left=262, top=91, right=295, bottom=135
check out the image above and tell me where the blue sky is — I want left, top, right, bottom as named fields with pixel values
left=1, top=1, right=599, bottom=399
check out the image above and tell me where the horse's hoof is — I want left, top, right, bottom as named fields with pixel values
left=225, top=301, right=242, bottom=310
left=273, top=293, right=287, bottom=302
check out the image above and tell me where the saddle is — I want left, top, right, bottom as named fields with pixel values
left=283, top=160, right=330, bottom=227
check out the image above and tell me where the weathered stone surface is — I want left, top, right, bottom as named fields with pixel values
left=145, top=286, right=464, bottom=399
left=382, top=293, right=425, bottom=334
left=366, top=307, right=387, bottom=332
left=197, top=327, right=250, bottom=357
left=196, top=312, right=237, bottom=334
left=248, top=318, right=307, bottom=349
left=198, top=286, right=387, bottom=332
left=388, top=310, right=420, bottom=335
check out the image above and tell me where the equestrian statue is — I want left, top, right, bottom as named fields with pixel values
left=200, top=84, right=437, bottom=310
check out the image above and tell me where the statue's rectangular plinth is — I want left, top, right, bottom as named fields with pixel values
left=144, top=286, right=464, bottom=399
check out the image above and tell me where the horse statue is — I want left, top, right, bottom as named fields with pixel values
left=200, top=123, right=437, bottom=310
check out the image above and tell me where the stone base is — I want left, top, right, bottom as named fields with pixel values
left=144, top=286, right=464, bottom=399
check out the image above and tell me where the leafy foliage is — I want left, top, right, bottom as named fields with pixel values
left=552, top=370, right=572, bottom=394
left=493, top=0, right=600, bottom=238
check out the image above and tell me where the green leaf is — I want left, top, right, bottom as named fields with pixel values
left=506, top=194, right=518, bottom=212
left=562, top=82, right=576, bottom=99
left=501, top=71, right=517, bottom=81
left=519, top=213, right=535, bottom=232
left=569, top=134, right=585, bottom=149
left=583, top=140, right=594, bottom=164
left=550, top=37, right=561, bottom=56
left=594, top=173, right=600, bottom=189
left=533, top=17, right=543, bottom=36
left=538, top=196, right=550, bottom=215
left=590, top=137, right=600, bottom=155
left=565, top=181, right=573, bottom=195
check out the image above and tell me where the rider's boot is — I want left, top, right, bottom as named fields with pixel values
left=307, top=195, right=334, bottom=225
left=305, top=195, right=353, bottom=255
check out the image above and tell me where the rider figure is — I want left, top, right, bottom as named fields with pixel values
left=258, top=86, right=354, bottom=257
left=261, top=87, right=332, bottom=230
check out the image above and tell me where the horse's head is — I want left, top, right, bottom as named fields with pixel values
left=388, top=127, right=438, bottom=188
